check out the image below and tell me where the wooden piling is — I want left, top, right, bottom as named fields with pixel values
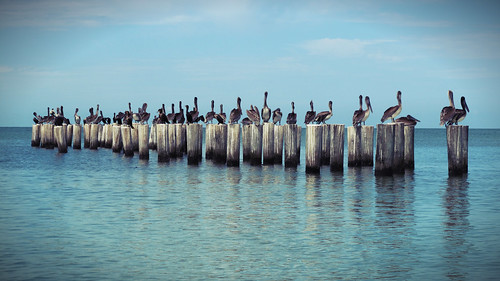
left=73, top=124, right=82, bottom=149
left=167, top=124, right=177, bottom=157
left=174, top=124, right=184, bottom=158
left=347, top=126, right=361, bottom=167
left=112, top=125, right=122, bottom=153
left=121, top=125, right=134, bottom=157
left=84, top=124, right=90, bottom=148
left=242, top=124, right=251, bottom=162
left=361, top=126, right=374, bottom=166
left=375, top=124, right=395, bottom=176
left=138, top=124, right=149, bottom=160
left=297, top=127, right=302, bottom=164
left=149, top=124, right=157, bottom=150
left=205, top=124, right=216, bottom=160
left=262, top=123, right=275, bottom=165
left=330, top=124, right=345, bottom=171
left=250, top=124, right=263, bottom=165
left=98, top=124, right=104, bottom=147
left=103, top=124, right=112, bottom=148
left=447, top=125, right=468, bottom=175
left=273, top=125, right=284, bottom=164
left=393, top=123, right=405, bottom=174
left=41, top=124, right=55, bottom=149
left=31, top=124, right=41, bottom=147
left=187, top=124, right=202, bottom=165
left=131, top=125, right=139, bottom=151
left=321, top=124, right=331, bottom=165
left=306, top=125, right=322, bottom=173
left=404, top=126, right=415, bottom=169
left=227, top=124, right=240, bottom=167
left=214, top=124, right=228, bottom=164
left=156, top=124, right=169, bottom=162
left=284, top=124, right=299, bottom=167
left=66, top=124, right=73, bottom=147
left=90, top=124, right=99, bottom=150
left=182, top=124, right=187, bottom=154
left=54, top=126, right=67, bottom=153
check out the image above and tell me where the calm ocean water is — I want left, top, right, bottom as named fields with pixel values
left=1, top=127, right=499, bottom=280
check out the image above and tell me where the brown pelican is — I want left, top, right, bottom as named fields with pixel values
left=158, top=104, right=168, bottom=124
left=450, top=96, right=469, bottom=125
left=174, top=101, right=185, bottom=124
left=140, top=103, right=150, bottom=124
left=188, top=97, right=199, bottom=122
left=361, top=96, right=373, bottom=125
left=246, top=105, right=260, bottom=125
left=272, top=108, right=282, bottom=125
left=286, top=102, right=297, bottom=125
left=33, top=112, right=41, bottom=124
left=167, top=103, right=176, bottom=123
left=440, top=90, right=455, bottom=126
left=396, top=115, right=420, bottom=126
left=229, top=97, right=242, bottom=124
left=74, top=108, right=81, bottom=125
left=241, top=117, right=253, bottom=125
left=261, top=91, right=271, bottom=123
left=186, top=105, right=193, bottom=124
left=352, top=95, right=364, bottom=126
left=381, top=91, right=402, bottom=123
left=124, top=111, right=134, bottom=129
left=215, top=104, right=226, bottom=124
left=314, top=100, right=333, bottom=124
left=205, top=100, right=216, bottom=124
left=304, top=100, right=316, bottom=124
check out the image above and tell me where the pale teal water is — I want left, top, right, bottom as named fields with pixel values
left=1, top=127, right=500, bottom=280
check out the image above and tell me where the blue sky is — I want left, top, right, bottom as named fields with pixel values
left=1, top=0, right=499, bottom=128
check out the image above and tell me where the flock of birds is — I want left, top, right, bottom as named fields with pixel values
left=32, top=90, right=469, bottom=128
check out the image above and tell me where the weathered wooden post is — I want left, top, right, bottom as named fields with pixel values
left=262, top=123, right=275, bottom=165
left=66, top=124, right=73, bottom=147
left=321, top=124, right=331, bottom=165
left=121, top=125, right=134, bottom=157
left=174, top=124, right=184, bottom=158
left=149, top=124, right=157, bottom=150
left=90, top=124, right=99, bottom=150
left=112, top=125, right=122, bottom=153
left=404, top=126, right=415, bottom=169
left=54, top=126, right=67, bottom=153
left=31, top=124, right=41, bottom=147
left=447, top=125, right=468, bottom=175
left=187, top=124, right=202, bottom=165
left=227, top=124, right=240, bottom=167
left=361, top=126, right=374, bottom=166
left=242, top=124, right=251, bottom=162
left=347, top=126, right=361, bottom=166
left=104, top=124, right=112, bottom=148
left=375, top=124, right=395, bottom=176
left=181, top=124, right=187, bottom=154
left=167, top=124, right=176, bottom=158
left=284, top=124, right=300, bottom=168
left=83, top=124, right=90, bottom=148
left=98, top=124, right=104, bottom=147
left=214, top=124, right=228, bottom=164
left=297, top=127, right=302, bottom=164
left=138, top=124, right=149, bottom=160
left=306, top=125, right=322, bottom=173
left=393, top=123, right=405, bottom=174
left=73, top=124, right=82, bottom=149
left=131, top=125, right=139, bottom=152
left=274, top=125, right=284, bottom=164
left=250, top=124, right=263, bottom=165
left=156, top=124, right=169, bottom=162
left=205, top=124, right=215, bottom=160
left=330, top=124, right=345, bottom=171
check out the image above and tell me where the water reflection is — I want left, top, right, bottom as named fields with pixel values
left=442, top=175, right=470, bottom=280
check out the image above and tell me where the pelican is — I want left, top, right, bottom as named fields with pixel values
left=33, top=112, right=41, bottom=124
left=361, top=96, right=373, bottom=125
left=286, top=102, right=297, bottom=125
left=381, top=91, right=402, bottom=123
left=167, top=103, right=176, bottom=124
left=158, top=104, right=168, bottom=124
left=352, top=95, right=364, bottom=126
left=74, top=108, right=81, bottom=125
left=396, top=115, right=420, bottom=126
left=229, top=97, right=242, bottom=124
left=314, top=100, right=333, bottom=124
left=215, top=104, right=226, bottom=124
left=440, top=90, right=455, bottom=126
left=272, top=108, right=282, bottom=125
left=174, top=101, right=185, bottom=124
left=189, top=97, right=200, bottom=122
left=140, top=103, right=150, bottom=124
left=304, top=100, right=316, bottom=124
left=205, top=100, right=216, bottom=124
left=246, top=105, right=260, bottom=125
left=450, top=96, right=469, bottom=125
left=241, top=117, right=253, bottom=125
left=261, top=91, right=271, bottom=123
left=186, top=105, right=193, bottom=124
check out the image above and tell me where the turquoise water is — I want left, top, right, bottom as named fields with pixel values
left=1, top=127, right=500, bottom=280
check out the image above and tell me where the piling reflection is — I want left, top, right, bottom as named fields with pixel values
left=442, top=175, right=470, bottom=280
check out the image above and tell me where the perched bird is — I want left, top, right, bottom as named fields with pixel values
left=352, top=95, right=364, bottom=126
left=286, top=102, right=297, bottom=125
left=396, top=115, right=420, bottom=126
left=381, top=91, right=402, bottom=123
left=304, top=100, right=316, bottom=124
left=205, top=100, right=216, bottom=124
left=74, top=108, right=81, bottom=125
left=188, top=97, right=200, bottom=123
left=361, top=96, right=373, bottom=125
left=440, top=90, right=456, bottom=126
left=174, top=101, right=185, bottom=124
left=140, top=103, right=150, bottom=124
left=272, top=108, right=282, bottom=125
left=450, top=96, right=469, bottom=125
left=33, top=112, right=41, bottom=124
left=167, top=103, right=176, bottom=124
left=261, top=91, right=271, bottom=123
left=246, top=105, right=260, bottom=125
left=215, top=104, right=226, bottom=124
left=157, top=104, right=168, bottom=124
left=241, top=117, right=253, bottom=125
left=314, top=100, right=333, bottom=124
left=229, top=97, right=242, bottom=124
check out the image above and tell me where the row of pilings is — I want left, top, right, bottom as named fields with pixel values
left=31, top=123, right=468, bottom=175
